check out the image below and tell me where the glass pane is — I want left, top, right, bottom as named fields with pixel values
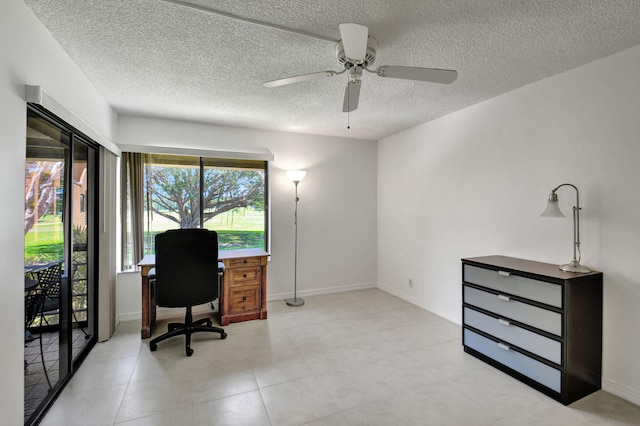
left=143, top=154, right=200, bottom=254
left=24, top=112, right=70, bottom=417
left=133, top=154, right=268, bottom=259
left=202, top=162, right=266, bottom=250
left=71, top=139, right=92, bottom=359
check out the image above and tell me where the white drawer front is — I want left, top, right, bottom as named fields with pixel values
left=464, top=307, right=562, bottom=364
left=464, top=285, right=562, bottom=336
left=464, top=264, right=562, bottom=308
left=464, top=329, right=561, bottom=393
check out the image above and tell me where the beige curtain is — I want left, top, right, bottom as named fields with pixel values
left=98, top=147, right=117, bottom=340
left=120, top=152, right=144, bottom=268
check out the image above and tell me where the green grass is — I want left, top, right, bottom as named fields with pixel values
left=25, top=216, right=63, bottom=264
left=148, top=209, right=264, bottom=231
left=217, top=230, right=264, bottom=250
left=144, top=209, right=266, bottom=252
left=143, top=230, right=264, bottom=254
left=25, top=243, right=63, bottom=264
left=25, top=209, right=266, bottom=264
left=204, top=209, right=265, bottom=250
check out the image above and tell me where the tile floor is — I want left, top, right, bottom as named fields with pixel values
left=41, top=289, right=640, bottom=425
left=25, top=327, right=92, bottom=423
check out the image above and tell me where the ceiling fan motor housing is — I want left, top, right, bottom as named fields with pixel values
left=336, top=37, right=377, bottom=69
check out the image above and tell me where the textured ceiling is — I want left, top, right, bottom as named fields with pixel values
left=24, top=0, right=640, bottom=141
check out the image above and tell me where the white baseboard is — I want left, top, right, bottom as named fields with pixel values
left=267, top=282, right=377, bottom=302
left=117, top=282, right=378, bottom=323
left=377, top=283, right=423, bottom=310
left=117, top=311, right=140, bottom=323
left=602, top=378, right=640, bottom=406
left=117, top=304, right=216, bottom=324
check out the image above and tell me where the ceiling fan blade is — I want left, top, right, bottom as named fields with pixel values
left=342, top=79, right=361, bottom=112
left=264, top=71, right=336, bottom=88
left=339, top=23, right=368, bottom=61
left=376, top=66, right=458, bottom=84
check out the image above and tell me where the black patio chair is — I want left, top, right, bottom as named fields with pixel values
left=24, top=291, right=51, bottom=388
left=34, top=261, right=90, bottom=339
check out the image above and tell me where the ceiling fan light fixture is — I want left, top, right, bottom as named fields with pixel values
left=338, top=23, right=369, bottom=61
left=336, top=38, right=377, bottom=68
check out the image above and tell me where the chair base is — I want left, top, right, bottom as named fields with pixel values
left=149, top=306, right=226, bottom=356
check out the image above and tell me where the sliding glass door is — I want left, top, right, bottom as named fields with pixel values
left=24, top=106, right=98, bottom=425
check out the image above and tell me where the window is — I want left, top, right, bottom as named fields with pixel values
left=121, top=153, right=268, bottom=270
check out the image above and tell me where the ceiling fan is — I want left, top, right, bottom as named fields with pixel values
left=264, top=23, right=458, bottom=112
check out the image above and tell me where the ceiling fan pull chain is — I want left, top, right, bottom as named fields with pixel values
left=347, top=74, right=351, bottom=129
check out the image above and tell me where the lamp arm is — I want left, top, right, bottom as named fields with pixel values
left=552, top=183, right=581, bottom=263
left=552, top=183, right=579, bottom=204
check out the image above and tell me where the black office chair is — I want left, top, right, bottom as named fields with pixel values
left=149, top=229, right=227, bottom=356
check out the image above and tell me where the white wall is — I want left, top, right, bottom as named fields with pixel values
left=378, top=44, right=640, bottom=404
left=0, top=0, right=117, bottom=423
left=115, top=116, right=378, bottom=320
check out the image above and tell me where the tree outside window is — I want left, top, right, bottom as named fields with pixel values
left=122, top=153, right=268, bottom=268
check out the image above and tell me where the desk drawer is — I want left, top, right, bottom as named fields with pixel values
left=464, top=329, right=561, bottom=393
left=227, top=257, right=262, bottom=268
left=464, top=307, right=561, bottom=364
left=464, top=285, right=562, bottom=336
left=229, top=285, right=260, bottom=313
left=228, top=267, right=261, bottom=287
left=464, top=264, right=562, bottom=308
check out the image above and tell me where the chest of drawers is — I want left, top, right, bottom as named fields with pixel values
left=219, top=249, right=268, bottom=326
left=462, top=255, right=602, bottom=405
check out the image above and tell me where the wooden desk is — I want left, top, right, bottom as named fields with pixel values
left=137, top=248, right=268, bottom=339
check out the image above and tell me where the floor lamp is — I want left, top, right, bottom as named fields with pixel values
left=285, top=170, right=306, bottom=307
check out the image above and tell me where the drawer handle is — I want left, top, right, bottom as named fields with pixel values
left=497, top=294, right=511, bottom=302
left=498, top=270, right=511, bottom=277
left=243, top=259, right=248, bottom=264
left=243, top=274, right=247, bottom=278
left=498, top=342, right=510, bottom=351
left=242, top=296, right=247, bottom=301
left=497, top=318, right=511, bottom=327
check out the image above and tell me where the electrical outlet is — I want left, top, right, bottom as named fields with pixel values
left=408, top=278, right=414, bottom=288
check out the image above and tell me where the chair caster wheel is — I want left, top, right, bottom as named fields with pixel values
left=221, top=332, right=227, bottom=339
left=150, top=343, right=157, bottom=351
left=186, top=347, right=194, bottom=356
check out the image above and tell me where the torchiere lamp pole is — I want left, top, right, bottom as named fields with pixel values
left=285, top=170, right=307, bottom=306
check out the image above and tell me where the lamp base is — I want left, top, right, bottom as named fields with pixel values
left=285, top=297, right=305, bottom=307
left=559, top=260, right=591, bottom=273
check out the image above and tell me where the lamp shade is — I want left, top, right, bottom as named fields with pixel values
left=286, top=170, right=307, bottom=182
left=540, top=193, right=565, bottom=218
